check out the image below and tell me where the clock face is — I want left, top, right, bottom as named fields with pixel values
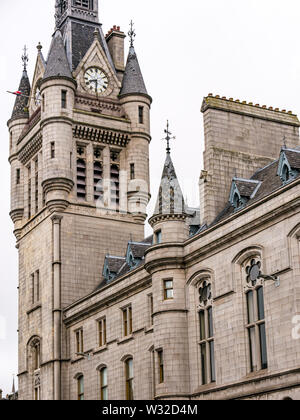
left=84, top=67, right=109, bottom=94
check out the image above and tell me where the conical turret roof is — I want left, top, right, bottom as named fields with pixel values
left=10, top=70, right=30, bottom=121
left=120, top=46, right=148, bottom=97
left=43, top=29, right=73, bottom=80
left=153, top=152, right=186, bottom=216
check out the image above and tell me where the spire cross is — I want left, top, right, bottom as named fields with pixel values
left=21, top=45, right=29, bottom=72
left=128, top=20, right=136, bottom=47
left=163, top=120, right=176, bottom=154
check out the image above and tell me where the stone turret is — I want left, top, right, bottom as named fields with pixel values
left=149, top=143, right=189, bottom=244
left=40, top=29, right=76, bottom=213
left=8, top=59, right=31, bottom=231
left=119, top=33, right=152, bottom=222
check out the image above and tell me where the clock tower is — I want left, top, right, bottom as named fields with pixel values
left=9, top=0, right=151, bottom=400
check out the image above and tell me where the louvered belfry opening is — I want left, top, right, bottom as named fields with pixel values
left=110, top=150, right=120, bottom=210
left=94, top=147, right=103, bottom=203
left=76, top=146, right=87, bottom=200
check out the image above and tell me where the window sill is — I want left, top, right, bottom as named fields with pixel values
left=117, top=335, right=134, bottom=345
left=27, top=304, right=42, bottom=315
left=93, top=345, right=108, bottom=355
left=244, top=368, right=268, bottom=380
left=70, top=356, right=85, bottom=365
left=145, top=326, right=154, bottom=334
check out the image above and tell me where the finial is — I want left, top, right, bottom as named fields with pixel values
left=163, top=120, right=176, bottom=154
left=128, top=20, right=136, bottom=48
left=37, top=42, right=42, bottom=52
left=21, top=45, right=29, bottom=72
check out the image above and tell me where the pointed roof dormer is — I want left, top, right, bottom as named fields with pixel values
left=43, top=29, right=73, bottom=81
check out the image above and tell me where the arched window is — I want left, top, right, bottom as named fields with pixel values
left=34, top=341, right=41, bottom=371
left=245, top=258, right=268, bottom=372
left=125, top=358, right=134, bottom=400
left=77, top=375, right=84, bottom=400
left=282, top=164, right=290, bottom=183
left=198, top=279, right=216, bottom=385
left=100, top=367, right=108, bottom=400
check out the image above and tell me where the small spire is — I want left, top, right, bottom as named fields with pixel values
left=163, top=121, right=176, bottom=154
left=128, top=20, right=136, bottom=48
left=21, top=45, right=29, bottom=72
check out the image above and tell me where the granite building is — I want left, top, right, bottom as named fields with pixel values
left=8, top=0, right=300, bottom=400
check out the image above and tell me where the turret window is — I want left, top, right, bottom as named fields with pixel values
left=51, top=142, right=55, bottom=159
left=157, top=350, right=164, bottom=384
left=16, top=169, right=20, bottom=185
left=163, top=279, right=174, bottom=300
left=73, top=0, right=94, bottom=10
left=130, top=163, right=135, bottom=180
left=138, top=106, right=144, bottom=124
left=61, top=90, right=67, bottom=109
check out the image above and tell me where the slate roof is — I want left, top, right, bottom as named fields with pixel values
left=44, top=30, right=72, bottom=80
left=234, top=179, right=260, bottom=198
left=212, top=149, right=300, bottom=225
left=106, top=256, right=126, bottom=273
left=285, top=149, right=300, bottom=169
left=153, top=153, right=186, bottom=217
left=129, top=242, right=152, bottom=259
left=120, top=46, right=148, bottom=97
left=10, top=70, right=30, bottom=121
left=69, top=22, right=114, bottom=71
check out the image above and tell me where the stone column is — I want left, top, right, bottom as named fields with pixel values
left=52, top=214, right=63, bottom=400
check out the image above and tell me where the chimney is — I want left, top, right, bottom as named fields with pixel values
left=105, top=26, right=126, bottom=82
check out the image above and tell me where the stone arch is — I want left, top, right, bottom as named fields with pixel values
left=26, top=335, right=42, bottom=373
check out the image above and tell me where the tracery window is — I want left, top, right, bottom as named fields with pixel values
left=244, top=258, right=268, bottom=372
left=197, top=279, right=216, bottom=385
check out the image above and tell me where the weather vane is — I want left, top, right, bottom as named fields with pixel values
left=128, top=20, right=136, bottom=47
left=163, top=120, right=176, bottom=154
left=21, top=45, right=29, bottom=72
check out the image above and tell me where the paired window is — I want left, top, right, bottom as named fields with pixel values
left=98, top=318, right=107, bottom=347
left=75, top=329, right=84, bottom=355
left=122, top=306, right=133, bottom=337
left=125, top=358, right=134, bottom=400
left=198, top=280, right=216, bottom=385
left=77, top=376, right=84, bottom=400
left=163, top=279, right=174, bottom=300
left=245, top=258, right=268, bottom=372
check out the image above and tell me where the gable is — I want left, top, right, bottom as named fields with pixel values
left=74, top=37, right=121, bottom=100
left=29, top=50, right=46, bottom=116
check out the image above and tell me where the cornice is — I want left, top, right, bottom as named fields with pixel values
left=148, top=213, right=188, bottom=227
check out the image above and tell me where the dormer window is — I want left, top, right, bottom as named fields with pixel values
left=232, top=192, right=241, bottom=209
left=282, top=164, right=290, bottom=183
left=229, top=178, right=261, bottom=211
left=277, top=149, right=300, bottom=184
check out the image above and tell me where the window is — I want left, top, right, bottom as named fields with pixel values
left=100, top=367, right=108, bottom=400
left=198, top=280, right=216, bottom=385
left=245, top=259, right=268, bottom=372
left=130, top=163, right=135, bottom=180
left=16, top=169, right=20, bottom=185
left=73, top=0, right=94, bottom=9
left=51, top=142, right=55, bottom=159
left=125, top=358, right=134, bottom=400
left=34, top=341, right=40, bottom=371
left=149, top=294, right=154, bottom=327
left=163, top=279, right=173, bottom=300
left=42, top=94, right=45, bottom=112
left=77, top=376, right=84, bottom=400
left=61, top=90, right=67, bottom=108
left=155, top=230, right=162, bottom=244
left=138, top=106, right=144, bottom=124
left=34, top=386, right=40, bottom=401
left=98, top=318, right=107, bottom=347
left=36, top=270, right=40, bottom=302
left=28, top=164, right=31, bottom=219
left=282, top=164, right=289, bottom=182
left=110, top=152, right=120, bottom=209
left=75, top=329, right=84, bottom=354
left=122, top=306, right=133, bottom=337
left=35, top=158, right=39, bottom=213
left=31, top=270, right=40, bottom=304
left=157, top=350, right=164, bottom=384
left=77, top=146, right=86, bottom=200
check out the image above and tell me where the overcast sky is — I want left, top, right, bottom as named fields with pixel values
left=1, top=0, right=300, bottom=395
